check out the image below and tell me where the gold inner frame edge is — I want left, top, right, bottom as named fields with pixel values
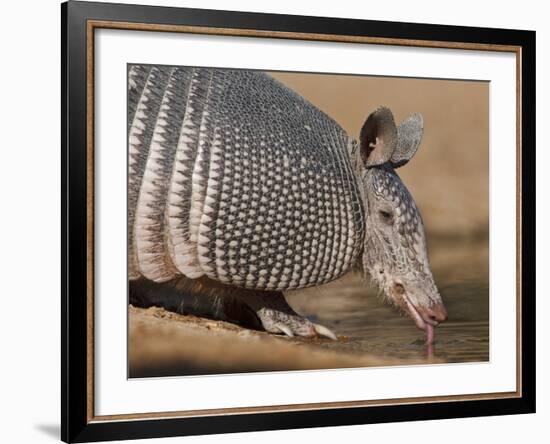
left=85, top=19, right=523, bottom=423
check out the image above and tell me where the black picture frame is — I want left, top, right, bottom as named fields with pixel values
left=61, top=1, right=536, bottom=442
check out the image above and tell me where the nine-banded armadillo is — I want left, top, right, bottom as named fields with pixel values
left=128, top=64, right=447, bottom=343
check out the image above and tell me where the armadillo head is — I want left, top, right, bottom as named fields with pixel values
left=353, top=107, right=447, bottom=344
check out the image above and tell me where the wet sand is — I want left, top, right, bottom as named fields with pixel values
left=128, top=306, right=439, bottom=378
left=129, top=239, right=487, bottom=378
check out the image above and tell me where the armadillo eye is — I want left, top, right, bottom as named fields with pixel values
left=393, top=283, right=405, bottom=295
left=379, top=210, right=393, bottom=224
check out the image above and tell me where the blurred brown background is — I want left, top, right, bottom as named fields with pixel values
left=271, top=72, right=489, bottom=239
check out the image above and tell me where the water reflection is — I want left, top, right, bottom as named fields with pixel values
left=287, top=237, right=489, bottom=364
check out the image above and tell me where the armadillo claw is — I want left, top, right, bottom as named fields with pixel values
left=313, top=323, right=338, bottom=341
left=273, top=323, right=294, bottom=338
left=256, top=308, right=336, bottom=340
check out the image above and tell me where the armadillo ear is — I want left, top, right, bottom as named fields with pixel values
left=359, top=107, right=398, bottom=167
left=391, top=113, right=423, bottom=168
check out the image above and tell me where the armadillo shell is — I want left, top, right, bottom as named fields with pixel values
left=128, top=65, right=364, bottom=291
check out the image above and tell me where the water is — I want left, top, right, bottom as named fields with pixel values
left=287, top=238, right=489, bottom=364
left=128, top=237, right=489, bottom=377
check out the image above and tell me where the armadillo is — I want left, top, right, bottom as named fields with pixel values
left=128, top=64, right=447, bottom=342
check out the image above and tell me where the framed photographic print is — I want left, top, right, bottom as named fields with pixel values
left=61, top=0, right=536, bottom=442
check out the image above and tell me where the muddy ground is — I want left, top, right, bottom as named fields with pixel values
left=128, top=304, right=441, bottom=378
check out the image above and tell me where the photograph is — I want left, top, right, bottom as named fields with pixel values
left=127, top=64, right=489, bottom=378
left=0, top=0, right=541, bottom=441
left=58, top=1, right=535, bottom=441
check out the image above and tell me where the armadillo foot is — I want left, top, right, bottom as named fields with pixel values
left=256, top=308, right=337, bottom=340
left=130, top=276, right=338, bottom=340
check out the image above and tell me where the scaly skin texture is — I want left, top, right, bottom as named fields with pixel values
left=128, top=64, right=447, bottom=341
left=360, top=165, right=440, bottom=314
left=128, top=65, right=363, bottom=290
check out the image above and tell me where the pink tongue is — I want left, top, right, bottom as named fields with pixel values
left=426, top=324, right=435, bottom=345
